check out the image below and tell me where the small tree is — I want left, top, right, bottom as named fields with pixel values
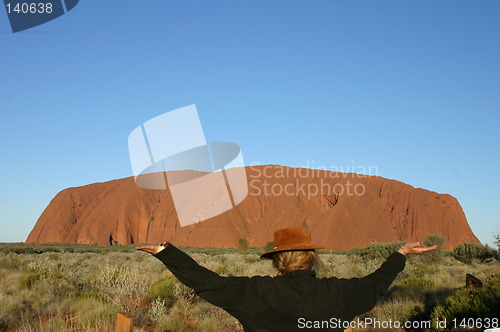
left=420, top=233, right=447, bottom=264
left=493, top=232, right=500, bottom=251
left=237, top=238, right=249, bottom=254
left=264, top=241, right=274, bottom=252
left=452, top=242, right=497, bottom=264
left=347, top=242, right=404, bottom=261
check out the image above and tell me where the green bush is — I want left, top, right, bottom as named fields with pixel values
left=419, top=233, right=447, bottom=264
left=398, top=276, right=436, bottom=290
left=347, top=241, right=403, bottom=261
left=18, top=269, right=41, bottom=289
left=149, top=275, right=180, bottom=300
left=0, top=256, right=22, bottom=270
left=74, top=298, right=118, bottom=328
left=215, top=262, right=244, bottom=276
left=452, top=242, right=497, bottom=264
left=374, top=298, right=424, bottom=323
left=430, top=276, right=500, bottom=331
left=263, top=241, right=274, bottom=252
left=410, top=262, right=438, bottom=277
left=237, top=238, right=249, bottom=254
left=1, top=246, right=36, bottom=254
left=155, top=313, right=199, bottom=332
left=77, top=290, right=109, bottom=303
left=389, top=277, right=436, bottom=303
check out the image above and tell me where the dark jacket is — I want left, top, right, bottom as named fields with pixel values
left=154, top=244, right=406, bottom=332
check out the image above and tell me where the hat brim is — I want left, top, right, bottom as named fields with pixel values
left=260, top=244, right=325, bottom=260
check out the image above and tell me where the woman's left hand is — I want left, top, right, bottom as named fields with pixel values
left=397, top=242, right=438, bottom=255
left=136, top=242, right=168, bottom=254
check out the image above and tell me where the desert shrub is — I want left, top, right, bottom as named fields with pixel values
left=22, top=263, right=79, bottom=298
left=430, top=276, right=500, bottom=331
left=155, top=298, right=198, bottom=332
left=408, top=262, right=439, bottom=277
left=215, top=262, right=244, bottom=276
left=149, top=298, right=168, bottom=323
left=194, top=303, right=242, bottom=331
left=77, top=290, right=109, bottom=303
left=399, top=276, right=436, bottom=290
left=347, top=241, right=403, bottom=261
left=419, top=233, right=447, bottom=264
left=197, top=316, right=221, bottom=331
left=74, top=298, right=118, bottom=328
left=173, top=282, right=197, bottom=302
left=0, top=294, right=38, bottom=330
left=155, top=314, right=198, bottom=332
left=237, top=238, right=249, bottom=254
left=263, top=241, right=274, bottom=252
left=0, top=256, right=23, bottom=270
left=90, top=264, right=149, bottom=309
left=373, top=298, right=424, bottom=323
left=183, top=247, right=234, bottom=256
left=1, top=246, right=36, bottom=254
left=389, top=277, right=436, bottom=304
left=389, top=287, right=427, bottom=303
left=18, top=269, right=41, bottom=289
left=243, top=256, right=260, bottom=263
left=133, top=306, right=156, bottom=327
left=452, top=242, right=497, bottom=264
left=149, top=275, right=181, bottom=300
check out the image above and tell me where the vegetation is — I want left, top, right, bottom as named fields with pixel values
left=0, top=236, right=498, bottom=331
left=263, top=241, right=274, bottom=252
left=431, top=276, right=500, bottom=331
left=237, top=238, right=249, bottom=254
left=420, top=233, right=447, bottom=264
left=494, top=232, right=500, bottom=250
left=347, top=241, right=403, bottom=261
left=452, top=242, right=498, bottom=264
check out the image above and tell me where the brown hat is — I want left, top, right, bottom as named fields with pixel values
left=260, top=227, right=324, bottom=260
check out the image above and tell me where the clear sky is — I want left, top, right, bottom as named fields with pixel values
left=0, top=0, right=498, bottom=245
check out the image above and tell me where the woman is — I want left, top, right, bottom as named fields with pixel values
left=137, top=227, right=437, bottom=331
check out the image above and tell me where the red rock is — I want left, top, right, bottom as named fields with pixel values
left=26, top=165, right=479, bottom=250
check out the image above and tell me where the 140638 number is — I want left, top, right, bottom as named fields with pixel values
left=452, top=317, right=499, bottom=329
left=6, top=2, right=53, bottom=14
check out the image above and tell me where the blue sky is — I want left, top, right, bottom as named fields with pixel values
left=0, top=0, right=498, bottom=245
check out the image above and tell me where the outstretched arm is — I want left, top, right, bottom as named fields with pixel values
left=136, top=242, right=168, bottom=255
left=136, top=242, right=224, bottom=291
left=342, top=242, right=437, bottom=319
left=136, top=242, right=257, bottom=319
left=398, top=241, right=438, bottom=255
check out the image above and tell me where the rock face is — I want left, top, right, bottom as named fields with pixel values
left=26, top=165, right=479, bottom=250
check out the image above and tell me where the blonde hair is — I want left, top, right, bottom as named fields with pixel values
left=272, top=250, right=325, bottom=276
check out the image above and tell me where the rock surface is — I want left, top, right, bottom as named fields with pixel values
left=26, top=165, right=479, bottom=250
